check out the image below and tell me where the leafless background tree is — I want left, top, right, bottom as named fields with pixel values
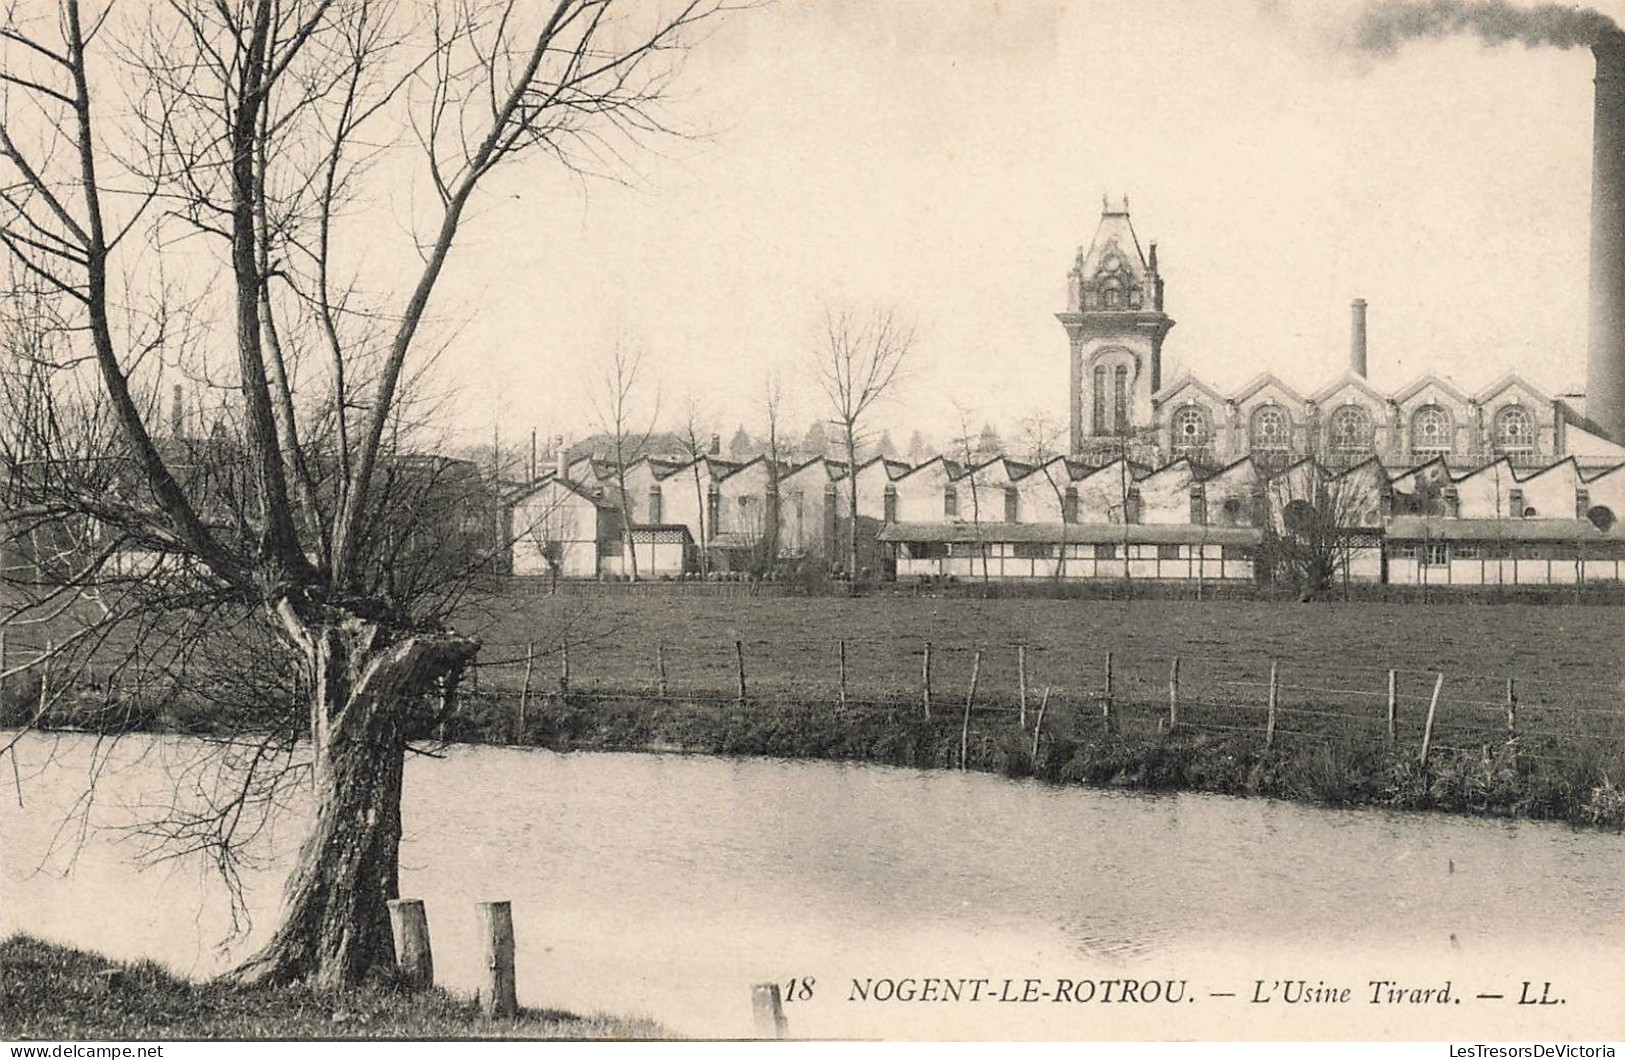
left=589, top=336, right=660, bottom=582
left=808, top=303, right=915, bottom=578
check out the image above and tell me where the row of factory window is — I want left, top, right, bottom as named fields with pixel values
left=1391, top=541, right=1625, bottom=564
left=1163, top=402, right=1538, bottom=455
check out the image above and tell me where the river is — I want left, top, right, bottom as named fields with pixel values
left=2, top=734, right=1621, bottom=1040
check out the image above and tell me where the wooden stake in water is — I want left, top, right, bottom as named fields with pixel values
left=922, top=640, right=933, bottom=719
left=1419, top=673, right=1444, bottom=767
left=1505, top=677, right=1517, bottom=739
left=735, top=639, right=747, bottom=705
left=387, top=898, right=434, bottom=989
left=1167, top=656, right=1181, bottom=733
left=1265, top=661, right=1278, bottom=749
left=559, top=639, right=570, bottom=696
left=1031, top=687, right=1051, bottom=760
left=961, top=650, right=981, bottom=771
left=751, top=982, right=788, bottom=1039
left=477, top=901, right=517, bottom=1019
left=1386, top=670, right=1398, bottom=746
left=1018, top=644, right=1028, bottom=728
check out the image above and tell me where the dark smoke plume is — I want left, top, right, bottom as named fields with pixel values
left=1353, top=0, right=1618, bottom=54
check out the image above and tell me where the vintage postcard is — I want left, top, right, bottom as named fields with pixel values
left=0, top=0, right=1621, bottom=1047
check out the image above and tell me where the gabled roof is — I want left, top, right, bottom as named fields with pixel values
left=1196, top=453, right=1260, bottom=483
left=1513, top=455, right=1583, bottom=484
left=1152, top=372, right=1226, bottom=407
left=1392, top=372, right=1472, bottom=407
left=510, top=475, right=603, bottom=508
left=1474, top=371, right=1550, bottom=407
left=1328, top=453, right=1388, bottom=482
left=1582, top=461, right=1625, bottom=483
left=1134, top=455, right=1197, bottom=484
left=1450, top=456, right=1518, bottom=485
left=1230, top=372, right=1306, bottom=407
left=892, top=454, right=964, bottom=482
left=1310, top=371, right=1389, bottom=407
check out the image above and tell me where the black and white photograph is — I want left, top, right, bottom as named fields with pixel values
left=0, top=0, right=1622, bottom=1046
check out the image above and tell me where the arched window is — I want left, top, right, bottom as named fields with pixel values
left=1101, top=278, right=1121, bottom=309
left=1092, top=366, right=1107, bottom=435
left=944, top=484, right=958, bottom=519
left=1171, top=405, right=1211, bottom=453
left=1113, top=365, right=1129, bottom=432
left=1249, top=404, right=1291, bottom=454
left=1063, top=486, right=1079, bottom=523
left=1492, top=405, right=1534, bottom=455
left=883, top=484, right=897, bottom=522
left=1410, top=405, right=1453, bottom=456
left=1004, top=486, right=1019, bottom=523
left=647, top=484, right=663, bottom=524
left=1326, top=404, right=1373, bottom=456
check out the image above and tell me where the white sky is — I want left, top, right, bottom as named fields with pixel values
left=418, top=0, right=1625, bottom=449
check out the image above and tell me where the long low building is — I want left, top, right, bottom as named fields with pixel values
left=879, top=521, right=1262, bottom=581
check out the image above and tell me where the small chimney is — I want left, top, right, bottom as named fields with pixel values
left=1350, top=299, right=1368, bottom=378
left=555, top=436, right=568, bottom=478
left=709, top=433, right=721, bottom=456
left=1587, top=29, right=1625, bottom=442
left=170, top=384, right=183, bottom=439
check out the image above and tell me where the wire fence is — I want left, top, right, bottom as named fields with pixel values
left=451, top=634, right=1625, bottom=768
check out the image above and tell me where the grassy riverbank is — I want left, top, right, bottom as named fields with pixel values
left=437, top=686, right=1625, bottom=828
left=0, top=935, right=666, bottom=1041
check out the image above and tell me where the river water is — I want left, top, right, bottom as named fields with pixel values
left=2, top=734, right=1621, bottom=1040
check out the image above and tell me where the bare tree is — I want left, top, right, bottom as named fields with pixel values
left=808, top=304, right=915, bottom=578
left=674, top=392, right=711, bottom=576
left=1259, top=458, right=1384, bottom=600
left=949, top=402, right=991, bottom=587
left=1018, top=411, right=1072, bottom=579
left=590, top=338, right=660, bottom=582
left=759, top=372, right=784, bottom=567
left=0, top=0, right=739, bottom=988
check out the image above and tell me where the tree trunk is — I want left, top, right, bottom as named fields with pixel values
left=845, top=428, right=859, bottom=578
left=230, top=615, right=478, bottom=989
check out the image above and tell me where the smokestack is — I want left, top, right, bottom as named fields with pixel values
left=709, top=433, right=721, bottom=456
left=1588, top=27, right=1625, bottom=442
left=555, top=435, right=568, bottom=478
left=1350, top=298, right=1368, bottom=377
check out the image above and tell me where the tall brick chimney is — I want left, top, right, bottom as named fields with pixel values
left=1350, top=298, right=1368, bottom=378
left=1587, top=28, right=1625, bottom=442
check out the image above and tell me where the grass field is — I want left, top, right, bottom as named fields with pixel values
left=459, top=592, right=1625, bottom=760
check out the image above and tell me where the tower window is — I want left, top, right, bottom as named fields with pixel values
left=1113, top=365, right=1129, bottom=434
left=1092, top=366, right=1107, bottom=435
left=1410, top=405, right=1453, bottom=455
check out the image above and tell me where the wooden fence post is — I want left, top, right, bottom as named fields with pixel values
left=735, top=639, right=747, bottom=706
left=1167, top=656, right=1180, bottom=733
left=559, top=640, right=570, bottom=696
left=656, top=644, right=668, bottom=698
left=0, top=629, right=7, bottom=704
left=518, top=642, right=534, bottom=736
left=961, top=650, right=981, bottom=771
left=838, top=640, right=847, bottom=708
left=387, top=898, right=434, bottom=989
left=1031, top=687, right=1051, bottom=760
left=1505, top=677, right=1517, bottom=739
left=1386, top=670, right=1398, bottom=747
left=1018, top=644, right=1028, bottom=728
left=1103, top=650, right=1114, bottom=733
left=921, top=640, right=932, bottom=719
left=1265, top=660, right=1278, bottom=749
left=751, top=982, right=788, bottom=1039
left=477, top=900, right=517, bottom=1019
left=1419, top=673, right=1444, bottom=767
